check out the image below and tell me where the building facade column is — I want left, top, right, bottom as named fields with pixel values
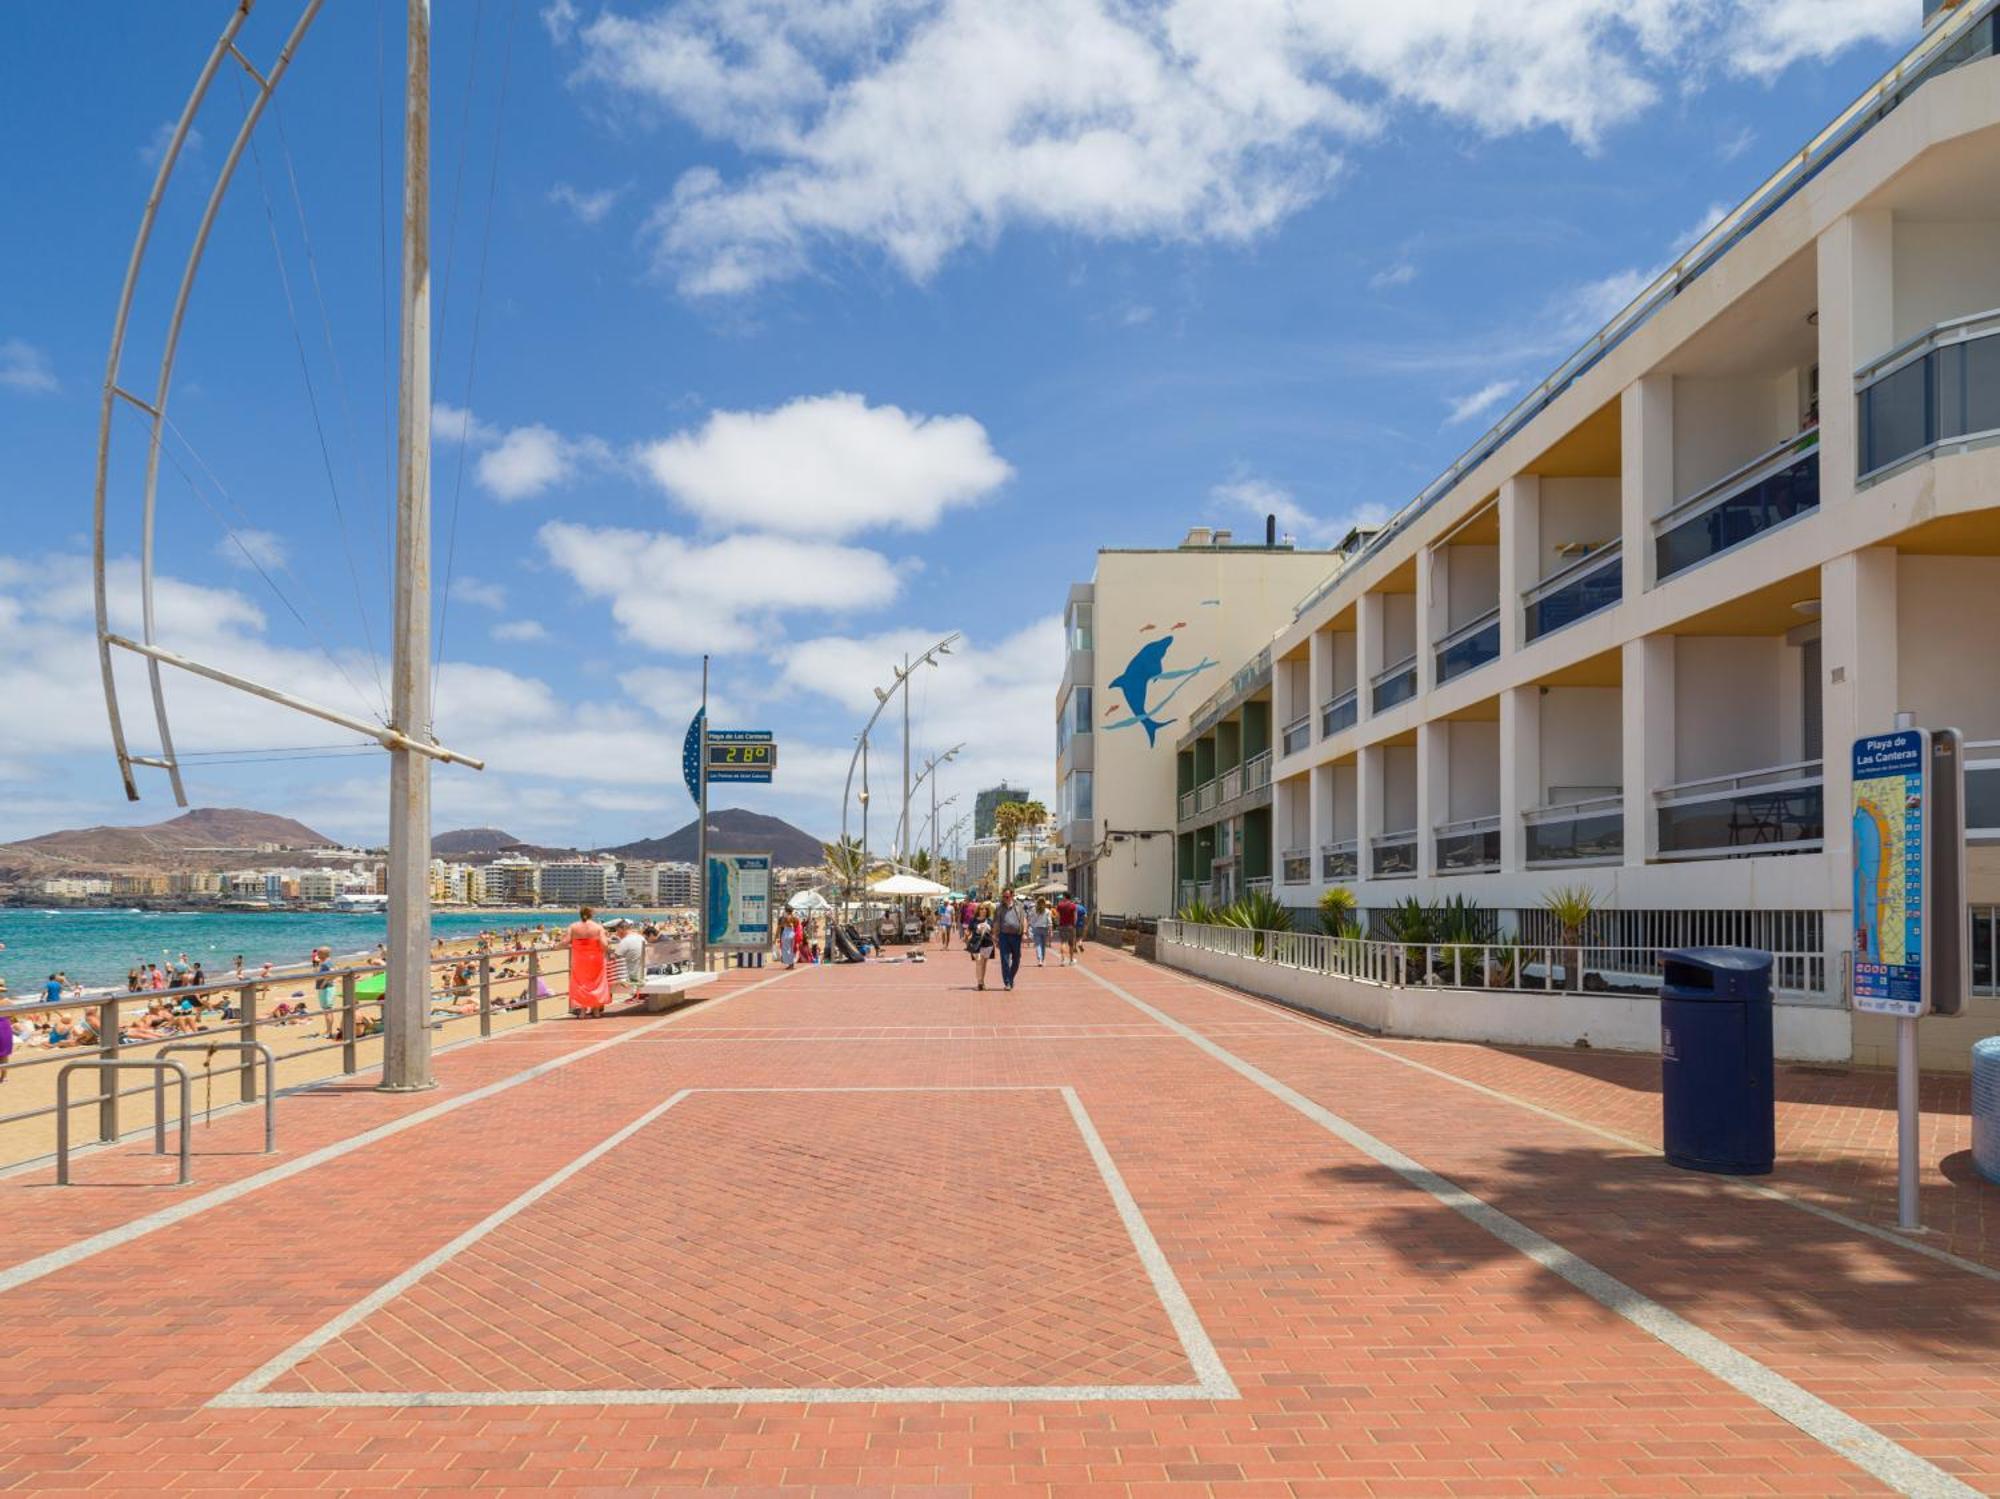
left=1498, top=475, right=1539, bottom=656
left=1357, top=741, right=1382, bottom=887
left=1819, top=547, right=1899, bottom=984
left=1622, top=634, right=1675, bottom=867
left=1416, top=720, right=1446, bottom=879
left=1357, top=590, right=1383, bottom=722
left=1816, top=208, right=1894, bottom=512
left=1621, top=375, right=1673, bottom=602
left=1500, top=685, right=1541, bottom=873
left=1416, top=544, right=1440, bottom=697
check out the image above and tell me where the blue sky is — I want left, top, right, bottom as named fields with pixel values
left=0, top=0, right=1917, bottom=852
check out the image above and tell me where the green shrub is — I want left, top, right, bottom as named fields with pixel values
left=1177, top=898, right=1219, bottom=924
left=1317, top=886, right=1360, bottom=939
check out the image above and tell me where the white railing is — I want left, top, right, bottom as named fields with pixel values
left=1281, top=713, right=1312, bottom=756
left=1221, top=765, right=1244, bottom=802
left=1244, top=749, right=1273, bottom=792
left=1158, top=920, right=1830, bottom=1002
left=1178, top=790, right=1195, bottom=821
left=1195, top=779, right=1218, bottom=813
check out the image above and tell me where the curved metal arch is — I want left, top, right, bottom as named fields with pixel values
left=92, top=0, right=327, bottom=804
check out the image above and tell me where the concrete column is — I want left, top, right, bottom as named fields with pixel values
left=1498, top=475, right=1540, bottom=655
left=1820, top=548, right=1899, bottom=974
left=1622, top=634, right=1675, bottom=866
left=1621, top=375, right=1673, bottom=602
left=1356, top=590, right=1382, bottom=721
left=1357, top=741, right=1382, bottom=880
left=1305, top=763, right=1326, bottom=888
left=1816, top=209, right=1894, bottom=511
left=1307, top=628, right=1327, bottom=728
left=1417, top=721, right=1446, bottom=879
left=1416, top=545, right=1440, bottom=696
left=1500, top=685, right=1541, bottom=873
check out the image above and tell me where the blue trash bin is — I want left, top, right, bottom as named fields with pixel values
left=1973, top=1036, right=2000, bottom=1187
left=1660, top=946, right=1775, bottom=1175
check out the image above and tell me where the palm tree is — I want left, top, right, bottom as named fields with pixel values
left=822, top=836, right=866, bottom=902
left=991, top=799, right=1050, bottom=891
left=910, top=848, right=933, bottom=877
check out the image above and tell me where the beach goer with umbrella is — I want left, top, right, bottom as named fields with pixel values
left=566, top=905, right=610, bottom=1019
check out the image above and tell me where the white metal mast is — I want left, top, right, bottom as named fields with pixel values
left=382, top=0, right=435, bottom=1091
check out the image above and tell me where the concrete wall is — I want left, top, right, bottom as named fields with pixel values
left=1446, top=720, right=1501, bottom=820
left=1541, top=687, right=1622, bottom=798
left=1382, top=592, right=1417, bottom=663
left=1161, top=935, right=1851, bottom=1062
left=1673, top=637, right=1785, bottom=781
left=1897, top=555, right=2000, bottom=740
left=1538, top=479, right=1621, bottom=579
left=1891, top=217, right=2000, bottom=345
left=1445, top=546, right=1500, bottom=632
left=1382, top=744, right=1418, bottom=829
left=1672, top=373, right=1802, bottom=502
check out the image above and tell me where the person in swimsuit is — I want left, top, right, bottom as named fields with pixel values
left=567, top=905, right=610, bottom=1018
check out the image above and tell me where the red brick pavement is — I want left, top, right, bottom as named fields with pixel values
left=0, top=951, right=1992, bottom=1496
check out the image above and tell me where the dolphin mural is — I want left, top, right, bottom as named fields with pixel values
left=1105, top=634, right=1217, bottom=745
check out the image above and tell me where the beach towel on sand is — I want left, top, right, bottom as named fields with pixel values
left=569, top=937, right=608, bottom=1011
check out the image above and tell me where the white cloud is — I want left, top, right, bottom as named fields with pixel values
left=492, top=619, right=548, bottom=643
left=549, top=181, right=626, bottom=225
left=542, top=0, right=580, bottom=44
left=1211, top=475, right=1386, bottom=546
left=1119, top=304, right=1157, bottom=327
left=1718, top=124, right=1756, bottom=162
left=636, top=392, right=1011, bottom=538
left=1727, top=0, right=1910, bottom=78
left=450, top=576, right=509, bottom=610
left=0, top=338, right=58, bottom=395
left=215, top=528, right=288, bottom=572
left=139, top=121, right=202, bottom=169
left=1444, top=380, right=1519, bottom=426
left=433, top=401, right=500, bottom=446
left=435, top=404, right=613, bottom=501
left=539, top=521, right=903, bottom=653
left=1368, top=260, right=1417, bottom=291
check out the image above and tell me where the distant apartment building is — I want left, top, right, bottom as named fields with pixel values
left=652, top=862, right=698, bottom=907
left=480, top=855, right=539, bottom=907
left=973, top=783, right=1029, bottom=841
left=1170, top=11, right=2000, bottom=1067
left=539, top=860, right=622, bottom=909
left=1057, top=526, right=1348, bottom=919
left=297, top=870, right=338, bottom=901
left=38, top=877, right=113, bottom=900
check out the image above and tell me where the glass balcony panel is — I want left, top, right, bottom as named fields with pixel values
left=1434, top=611, right=1500, bottom=684
left=1281, top=714, right=1312, bottom=755
left=1655, top=434, right=1819, bottom=581
left=1434, top=818, right=1500, bottom=872
left=1525, top=806, right=1624, bottom=865
left=1974, top=908, right=1995, bottom=996
left=1946, top=336, right=2000, bottom=441
left=1321, top=839, right=1357, bottom=880
left=1861, top=358, right=1931, bottom=475
left=1857, top=317, right=2000, bottom=477
left=1966, top=749, right=2000, bottom=837
left=1371, top=831, right=1417, bottom=879
left=1281, top=850, right=1312, bottom=885
left=1524, top=548, right=1621, bottom=642
left=1372, top=659, right=1418, bottom=713
left=1321, top=688, right=1358, bottom=737
left=1655, top=764, right=1824, bottom=860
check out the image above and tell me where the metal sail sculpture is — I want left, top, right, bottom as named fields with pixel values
left=90, top=0, right=482, bottom=1091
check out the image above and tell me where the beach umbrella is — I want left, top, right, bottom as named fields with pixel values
left=355, top=972, right=387, bottom=999
left=868, top=872, right=951, bottom=897
left=788, top=890, right=833, bottom=912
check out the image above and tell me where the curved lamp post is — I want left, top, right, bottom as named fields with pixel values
left=891, top=742, right=964, bottom=855
left=838, top=632, right=960, bottom=877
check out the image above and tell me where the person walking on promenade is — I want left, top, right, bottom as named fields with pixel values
left=937, top=900, right=953, bottom=950
left=567, top=905, right=610, bottom=1018
left=1055, top=892, right=1080, bottom=964
left=993, top=888, right=1028, bottom=991
left=967, top=915, right=995, bottom=989
left=778, top=913, right=800, bottom=969
left=1029, top=897, right=1054, bottom=966
left=959, top=897, right=978, bottom=948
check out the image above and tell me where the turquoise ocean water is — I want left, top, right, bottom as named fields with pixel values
left=0, top=908, right=577, bottom=994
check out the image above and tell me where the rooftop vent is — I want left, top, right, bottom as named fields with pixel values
left=1212, top=528, right=1234, bottom=546
left=1182, top=526, right=1213, bottom=547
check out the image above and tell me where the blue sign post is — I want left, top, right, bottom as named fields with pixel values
left=1851, top=728, right=1928, bottom=1019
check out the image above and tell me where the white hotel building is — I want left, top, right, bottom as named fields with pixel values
left=1171, top=5, right=2000, bottom=1067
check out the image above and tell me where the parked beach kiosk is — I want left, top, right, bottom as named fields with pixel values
left=1660, top=947, right=1775, bottom=1176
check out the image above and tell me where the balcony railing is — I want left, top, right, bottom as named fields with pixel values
left=1221, top=765, right=1244, bottom=803
left=1525, top=793, right=1625, bottom=866
left=1371, top=653, right=1418, bottom=713
left=1281, top=712, right=1312, bottom=756
left=1320, top=687, right=1358, bottom=738
left=1281, top=848, right=1312, bottom=885
left=1433, top=607, right=1501, bottom=684
left=1434, top=814, right=1501, bottom=873
left=1321, top=838, right=1358, bottom=881
left=1654, top=427, right=1820, bottom=581
left=1968, top=740, right=2000, bottom=841
left=1370, top=828, right=1418, bottom=879
left=1177, top=879, right=1198, bottom=912
left=1523, top=539, right=1621, bottom=642
left=1244, top=750, right=1273, bottom=793
left=1654, top=759, right=1824, bottom=861
left=1246, top=876, right=1274, bottom=897
left=1178, top=789, right=1195, bottom=822
left=1857, top=308, right=2000, bottom=480
left=1195, top=779, right=1217, bottom=813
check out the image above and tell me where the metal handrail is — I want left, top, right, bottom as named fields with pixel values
left=1289, top=0, right=1998, bottom=625
left=1652, top=426, right=1820, bottom=533
left=1322, top=836, right=1359, bottom=854
left=1654, top=758, right=1823, bottom=806
left=1433, top=605, right=1502, bottom=653
left=1522, top=538, right=1621, bottom=606
left=159, top=1041, right=276, bottom=1154
left=1525, top=792, right=1624, bottom=823
left=1434, top=813, right=1502, bottom=836
left=57, top=1060, right=191, bottom=1186
left=1243, top=750, right=1273, bottom=790
left=1371, top=653, right=1418, bottom=688
left=1854, top=304, right=2000, bottom=385
left=1323, top=686, right=1358, bottom=713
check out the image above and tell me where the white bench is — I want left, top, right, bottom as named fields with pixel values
left=636, top=972, right=718, bottom=1014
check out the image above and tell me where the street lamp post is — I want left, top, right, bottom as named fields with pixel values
left=838, top=632, right=960, bottom=878
left=890, top=742, right=964, bottom=857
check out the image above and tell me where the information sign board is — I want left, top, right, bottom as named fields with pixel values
left=706, top=729, right=776, bottom=782
left=1852, top=729, right=1928, bottom=1017
left=705, top=852, right=772, bottom=949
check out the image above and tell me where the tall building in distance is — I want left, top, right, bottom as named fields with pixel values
left=1058, top=525, right=1349, bottom=921
left=973, top=783, right=1029, bottom=841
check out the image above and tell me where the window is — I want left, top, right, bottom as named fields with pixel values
left=1068, top=602, right=1093, bottom=653
left=1061, top=770, right=1094, bottom=825
left=1056, top=687, right=1094, bottom=754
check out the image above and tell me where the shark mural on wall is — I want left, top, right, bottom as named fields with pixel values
left=1105, top=633, right=1218, bottom=746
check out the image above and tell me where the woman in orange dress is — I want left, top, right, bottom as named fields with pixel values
left=566, top=905, right=610, bottom=1018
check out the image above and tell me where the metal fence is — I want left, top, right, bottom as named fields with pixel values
left=1160, top=919, right=1832, bottom=1003
left=0, top=941, right=577, bottom=1169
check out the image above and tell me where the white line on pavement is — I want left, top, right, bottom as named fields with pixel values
left=1081, top=962, right=1982, bottom=1499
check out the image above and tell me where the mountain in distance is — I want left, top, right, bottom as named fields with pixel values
left=604, top=808, right=827, bottom=868
left=1, top=807, right=335, bottom=874
left=431, top=827, right=529, bottom=857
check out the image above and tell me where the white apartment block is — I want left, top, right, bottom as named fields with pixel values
left=652, top=862, right=697, bottom=907
left=1174, top=9, right=2000, bottom=1068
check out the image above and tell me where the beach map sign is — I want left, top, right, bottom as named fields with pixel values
left=705, top=852, right=772, bottom=950
left=1851, top=729, right=1928, bottom=1017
